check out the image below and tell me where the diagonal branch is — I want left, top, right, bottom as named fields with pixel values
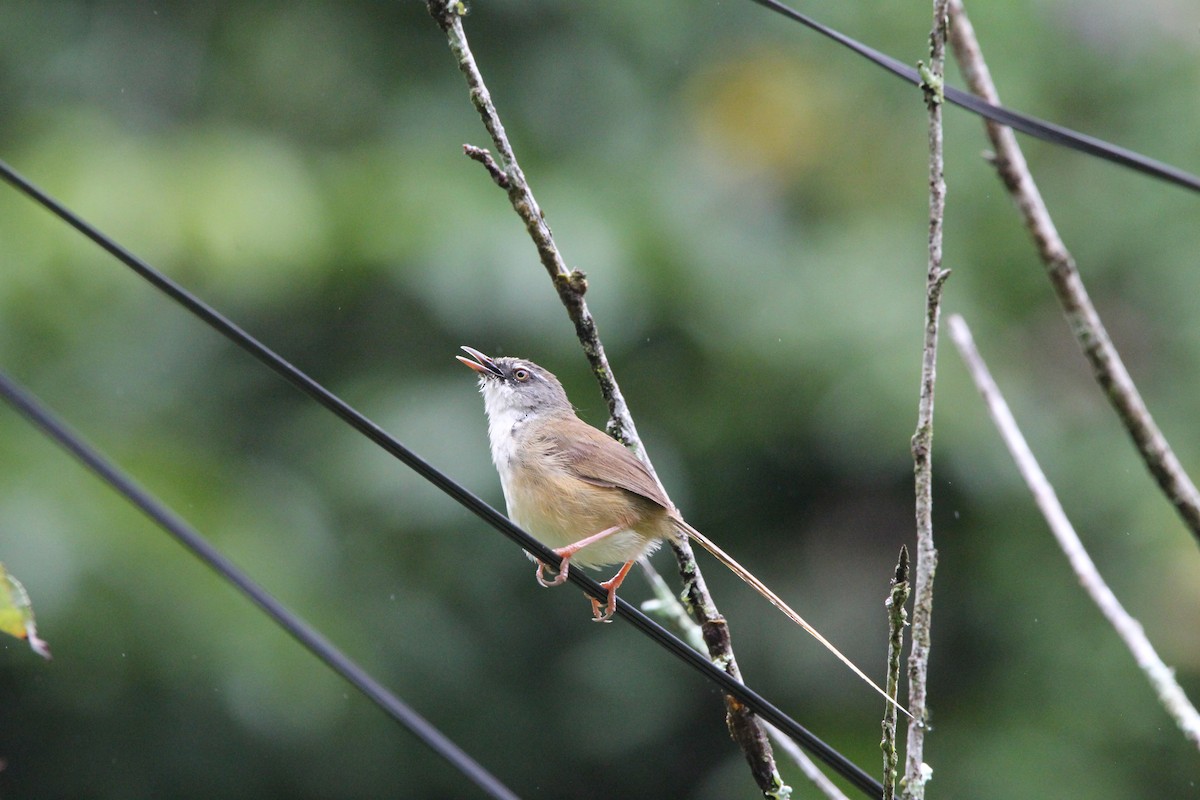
left=426, top=3, right=790, bottom=796
left=949, top=314, right=1200, bottom=752
left=947, top=0, right=1200, bottom=548
left=904, top=1, right=950, bottom=797
left=766, top=722, right=852, bottom=800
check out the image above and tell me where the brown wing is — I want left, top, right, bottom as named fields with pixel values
left=541, top=416, right=672, bottom=510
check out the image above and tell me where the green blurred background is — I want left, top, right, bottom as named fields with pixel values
left=1, top=1, right=1198, bottom=797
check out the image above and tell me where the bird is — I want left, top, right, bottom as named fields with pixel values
left=458, top=346, right=908, bottom=716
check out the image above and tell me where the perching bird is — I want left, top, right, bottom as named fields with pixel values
left=458, top=346, right=908, bottom=716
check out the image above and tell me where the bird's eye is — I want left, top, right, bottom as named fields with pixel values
left=513, top=368, right=530, bottom=382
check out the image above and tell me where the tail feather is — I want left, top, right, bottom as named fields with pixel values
left=674, top=518, right=912, bottom=719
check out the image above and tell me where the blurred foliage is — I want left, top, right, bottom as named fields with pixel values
left=0, top=562, right=50, bottom=659
left=1, top=0, right=1198, bottom=797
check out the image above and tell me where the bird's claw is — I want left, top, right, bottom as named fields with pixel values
left=589, top=594, right=616, bottom=623
left=535, top=558, right=570, bottom=587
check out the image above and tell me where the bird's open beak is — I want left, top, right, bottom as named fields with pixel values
left=457, top=346, right=504, bottom=377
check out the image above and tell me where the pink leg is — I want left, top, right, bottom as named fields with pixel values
left=533, top=525, right=623, bottom=589
left=589, top=559, right=636, bottom=623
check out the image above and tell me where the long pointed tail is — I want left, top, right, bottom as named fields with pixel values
left=674, top=518, right=912, bottom=718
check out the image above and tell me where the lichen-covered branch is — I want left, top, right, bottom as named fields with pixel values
left=427, top=3, right=788, bottom=795
left=949, top=314, right=1200, bottom=752
left=881, top=547, right=910, bottom=800
left=904, top=1, right=950, bottom=796
left=947, top=0, right=1200, bottom=548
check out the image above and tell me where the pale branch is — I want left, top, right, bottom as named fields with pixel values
left=638, top=555, right=707, bottom=653
left=765, top=722, right=853, bottom=800
left=881, top=547, right=911, bottom=800
left=948, top=314, right=1200, bottom=751
left=947, top=0, right=1200, bottom=548
left=426, top=3, right=789, bottom=795
left=904, top=1, right=950, bottom=796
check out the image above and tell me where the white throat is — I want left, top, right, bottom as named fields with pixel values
left=480, top=382, right=532, bottom=480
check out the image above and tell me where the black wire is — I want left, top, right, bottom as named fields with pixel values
left=746, top=0, right=1200, bottom=195
left=0, top=370, right=521, bottom=800
left=0, top=159, right=886, bottom=798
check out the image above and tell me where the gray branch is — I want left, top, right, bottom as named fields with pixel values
left=904, top=1, right=951, bottom=796
left=948, top=0, right=1200, bottom=547
left=949, top=314, right=1200, bottom=752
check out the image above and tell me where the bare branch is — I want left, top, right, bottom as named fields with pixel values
left=766, top=722, right=852, bottom=800
left=904, top=2, right=950, bottom=796
left=427, top=2, right=789, bottom=794
left=881, top=547, right=910, bottom=800
left=948, top=314, right=1200, bottom=752
left=947, top=0, right=1200, bottom=547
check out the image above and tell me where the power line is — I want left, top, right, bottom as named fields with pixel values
left=0, top=369, right=521, bottom=800
left=747, top=0, right=1200, bottom=194
left=0, top=159, right=885, bottom=798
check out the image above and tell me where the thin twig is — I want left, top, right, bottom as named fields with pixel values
left=638, top=556, right=707, bottom=652
left=904, top=2, right=950, bottom=797
left=766, top=722, right=852, bottom=800
left=947, top=0, right=1200, bottom=548
left=948, top=314, right=1200, bottom=751
left=461, top=144, right=509, bottom=188
left=881, top=547, right=910, bottom=800
left=427, top=3, right=789, bottom=795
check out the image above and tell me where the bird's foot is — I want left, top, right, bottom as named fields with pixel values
left=589, top=562, right=634, bottom=623
left=535, top=557, right=570, bottom=587
left=589, top=591, right=616, bottom=623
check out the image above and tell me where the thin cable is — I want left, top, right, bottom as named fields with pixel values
left=746, top=0, right=1200, bottom=194
left=0, top=370, right=520, bottom=800
left=0, top=159, right=884, bottom=798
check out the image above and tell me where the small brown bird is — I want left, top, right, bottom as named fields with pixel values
left=458, top=346, right=908, bottom=715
